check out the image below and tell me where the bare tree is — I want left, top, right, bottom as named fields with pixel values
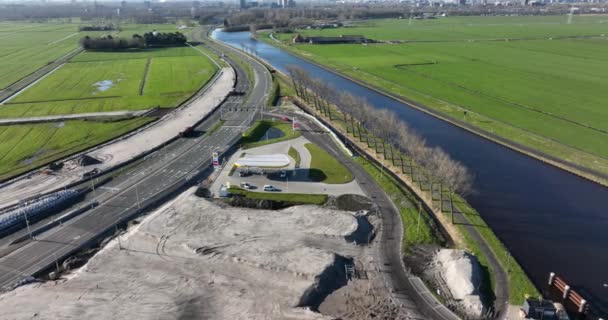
left=428, top=147, right=451, bottom=211
left=444, top=160, right=473, bottom=224
left=395, top=123, right=411, bottom=174
left=286, top=66, right=475, bottom=219
left=338, top=93, right=359, bottom=136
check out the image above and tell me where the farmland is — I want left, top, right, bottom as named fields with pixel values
left=0, top=118, right=153, bottom=180
left=268, top=15, right=608, bottom=176
left=0, top=22, right=217, bottom=180
left=4, top=46, right=217, bottom=113
left=0, top=23, right=81, bottom=90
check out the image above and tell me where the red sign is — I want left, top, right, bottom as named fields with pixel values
left=212, top=152, right=219, bottom=169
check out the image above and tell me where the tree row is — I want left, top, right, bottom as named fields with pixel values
left=79, top=32, right=187, bottom=50
left=287, top=65, right=472, bottom=219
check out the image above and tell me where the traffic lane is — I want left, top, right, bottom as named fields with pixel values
left=0, top=129, right=237, bottom=287
left=0, top=126, right=251, bottom=285
left=8, top=126, right=243, bottom=251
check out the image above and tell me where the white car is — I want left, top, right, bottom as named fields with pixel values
left=263, top=185, right=279, bottom=192
left=240, top=182, right=252, bottom=189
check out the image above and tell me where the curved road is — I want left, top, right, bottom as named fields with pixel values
left=263, top=108, right=461, bottom=320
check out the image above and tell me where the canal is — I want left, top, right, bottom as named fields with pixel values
left=212, top=30, right=608, bottom=310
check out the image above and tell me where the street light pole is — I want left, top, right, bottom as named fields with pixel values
left=91, top=178, right=97, bottom=198
left=22, top=205, right=33, bottom=240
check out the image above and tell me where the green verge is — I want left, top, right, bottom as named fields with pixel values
left=305, top=143, right=354, bottom=184
left=288, top=146, right=301, bottom=168
left=206, top=120, right=225, bottom=136
left=267, top=77, right=281, bottom=107
left=240, top=120, right=300, bottom=149
left=450, top=197, right=540, bottom=304
left=353, top=156, right=442, bottom=249
left=277, top=75, right=296, bottom=98
left=228, top=186, right=328, bottom=205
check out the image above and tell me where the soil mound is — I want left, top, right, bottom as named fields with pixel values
left=77, top=154, right=102, bottom=166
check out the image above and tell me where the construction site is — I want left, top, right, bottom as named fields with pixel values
left=0, top=188, right=415, bottom=320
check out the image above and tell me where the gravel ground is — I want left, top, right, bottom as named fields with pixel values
left=0, top=188, right=371, bottom=320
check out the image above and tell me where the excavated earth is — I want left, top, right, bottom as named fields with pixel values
left=0, top=188, right=391, bottom=320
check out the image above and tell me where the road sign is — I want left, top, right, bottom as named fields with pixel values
left=292, top=118, right=299, bottom=131
left=212, top=152, right=219, bottom=169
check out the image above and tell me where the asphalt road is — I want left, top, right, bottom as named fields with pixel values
left=0, top=36, right=272, bottom=291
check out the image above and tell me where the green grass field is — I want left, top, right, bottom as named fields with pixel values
left=268, top=15, right=608, bottom=176
left=228, top=186, right=328, bottom=205
left=0, top=22, right=217, bottom=181
left=288, top=146, right=301, bottom=167
left=6, top=46, right=216, bottom=110
left=0, top=23, right=82, bottom=90
left=305, top=143, right=354, bottom=184
left=0, top=118, right=153, bottom=180
left=240, top=120, right=300, bottom=148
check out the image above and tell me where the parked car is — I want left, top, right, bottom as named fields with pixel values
left=280, top=116, right=291, bottom=122
left=263, top=185, right=279, bottom=192
left=240, top=182, right=253, bottom=189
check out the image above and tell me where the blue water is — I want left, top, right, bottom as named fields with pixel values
left=213, top=30, right=608, bottom=310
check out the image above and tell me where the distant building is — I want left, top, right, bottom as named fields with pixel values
left=292, top=34, right=371, bottom=44
left=240, top=0, right=246, bottom=9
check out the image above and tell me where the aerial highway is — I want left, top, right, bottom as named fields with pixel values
left=0, top=34, right=272, bottom=291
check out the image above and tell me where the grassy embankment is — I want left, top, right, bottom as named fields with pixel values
left=274, top=72, right=539, bottom=303
left=228, top=186, right=328, bottom=205
left=0, top=118, right=154, bottom=180
left=305, top=143, right=354, bottom=184
left=288, top=146, right=301, bottom=167
left=264, top=15, right=608, bottom=182
left=240, top=120, right=300, bottom=148
left=355, top=156, right=443, bottom=249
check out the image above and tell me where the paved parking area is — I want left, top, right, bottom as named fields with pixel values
left=210, top=136, right=365, bottom=197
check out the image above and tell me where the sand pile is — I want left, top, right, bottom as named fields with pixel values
left=435, top=249, right=484, bottom=316
left=0, top=189, right=361, bottom=320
